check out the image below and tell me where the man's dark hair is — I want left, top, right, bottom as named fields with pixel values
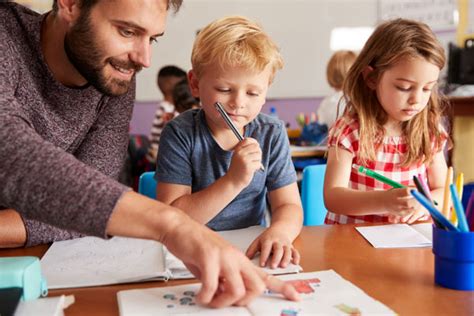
left=52, top=0, right=183, bottom=14
left=52, top=0, right=98, bottom=13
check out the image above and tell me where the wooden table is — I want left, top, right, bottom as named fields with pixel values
left=2, top=225, right=473, bottom=315
left=290, top=145, right=327, bottom=158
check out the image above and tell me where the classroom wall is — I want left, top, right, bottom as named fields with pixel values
left=129, top=97, right=324, bottom=135
left=136, top=0, right=377, bottom=101
left=131, top=0, right=458, bottom=135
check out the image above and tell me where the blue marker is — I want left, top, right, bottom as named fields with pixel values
left=449, top=184, right=470, bottom=232
left=410, top=190, right=459, bottom=232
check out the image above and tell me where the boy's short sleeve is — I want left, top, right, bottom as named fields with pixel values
left=155, top=122, right=193, bottom=186
left=327, top=116, right=360, bottom=155
left=265, top=122, right=297, bottom=191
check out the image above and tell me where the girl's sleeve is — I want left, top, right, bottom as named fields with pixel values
left=327, top=117, right=359, bottom=154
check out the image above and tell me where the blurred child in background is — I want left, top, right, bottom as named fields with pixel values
left=147, top=65, right=187, bottom=162
left=317, top=50, right=357, bottom=129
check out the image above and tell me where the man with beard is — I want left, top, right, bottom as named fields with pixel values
left=0, top=0, right=298, bottom=308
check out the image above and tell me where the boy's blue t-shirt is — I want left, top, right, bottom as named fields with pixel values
left=155, top=109, right=297, bottom=231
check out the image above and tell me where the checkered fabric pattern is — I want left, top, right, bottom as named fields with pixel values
left=324, top=116, right=445, bottom=224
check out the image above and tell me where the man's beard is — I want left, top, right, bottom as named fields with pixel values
left=64, top=10, right=142, bottom=96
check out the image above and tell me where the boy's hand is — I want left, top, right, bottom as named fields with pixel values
left=382, top=187, right=418, bottom=217
left=227, top=138, right=262, bottom=187
left=245, top=227, right=300, bottom=269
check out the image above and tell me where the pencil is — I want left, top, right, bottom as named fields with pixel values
left=450, top=172, right=464, bottom=224
left=441, top=167, right=453, bottom=218
left=410, top=190, right=459, bottom=232
left=449, top=184, right=470, bottom=232
left=214, top=102, right=265, bottom=171
left=353, top=164, right=405, bottom=189
left=413, top=175, right=429, bottom=199
left=417, top=173, right=438, bottom=205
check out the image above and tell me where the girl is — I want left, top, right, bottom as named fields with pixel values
left=324, top=18, right=449, bottom=224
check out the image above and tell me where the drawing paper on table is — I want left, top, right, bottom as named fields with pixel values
left=117, top=270, right=395, bottom=315
left=41, top=237, right=169, bottom=289
left=41, top=226, right=301, bottom=289
left=14, top=295, right=75, bottom=316
left=355, top=223, right=432, bottom=248
left=164, top=226, right=302, bottom=279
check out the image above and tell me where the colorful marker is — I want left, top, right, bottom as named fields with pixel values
left=411, top=190, right=459, bottom=232
left=353, top=164, right=405, bottom=189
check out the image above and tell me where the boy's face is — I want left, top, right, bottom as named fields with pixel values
left=189, top=64, right=272, bottom=133
left=64, top=0, right=167, bottom=96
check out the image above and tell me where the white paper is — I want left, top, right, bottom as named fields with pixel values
left=117, top=270, right=396, bottom=316
left=41, top=226, right=301, bottom=289
left=117, top=283, right=250, bottom=316
left=410, top=223, right=433, bottom=241
left=355, top=223, right=432, bottom=248
left=41, top=237, right=169, bottom=289
left=15, top=295, right=74, bottom=316
left=164, top=226, right=302, bottom=278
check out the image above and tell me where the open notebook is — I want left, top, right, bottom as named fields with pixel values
left=40, top=226, right=302, bottom=289
left=117, top=270, right=395, bottom=315
left=355, top=223, right=432, bottom=248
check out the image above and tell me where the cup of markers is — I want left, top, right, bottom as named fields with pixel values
left=432, top=226, right=474, bottom=290
left=410, top=181, right=474, bottom=291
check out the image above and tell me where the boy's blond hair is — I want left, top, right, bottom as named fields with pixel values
left=326, top=50, right=357, bottom=90
left=191, top=16, right=283, bottom=82
left=336, top=18, right=447, bottom=167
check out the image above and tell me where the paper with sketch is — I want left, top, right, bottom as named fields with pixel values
left=355, top=223, right=432, bottom=248
left=164, top=226, right=302, bottom=279
left=41, top=226, right=301, bottom=289
left=41, top=237, right=169, bottom=289
left=117, top=270, right=395, bottom=315
left=15, top=295, right=75, bottom=316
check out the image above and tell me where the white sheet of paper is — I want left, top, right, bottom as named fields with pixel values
left=41, top=226, right=301, bottom=289
left=117, top=270, right=395, bottom=316
left=15, top=295, right=74, bottom=316
left=41, top=237, right=169, bottom=289
left=355, top=223, right=432, bottom=248
left=117, top=283, right=250, bottom=316
left=164, top=226, right=302, bottom=278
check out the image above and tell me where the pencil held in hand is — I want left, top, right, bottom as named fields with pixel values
left=214, top=102, right=264, bottom=171
left=352, top=164, right=404, bottom=188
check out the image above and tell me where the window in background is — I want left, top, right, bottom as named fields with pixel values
left=14, top=0, right=53, bottom=13
left=330, top=27, right=374, bottom=52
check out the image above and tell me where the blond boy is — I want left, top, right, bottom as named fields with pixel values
left=155, top=16, right=303, bottom=269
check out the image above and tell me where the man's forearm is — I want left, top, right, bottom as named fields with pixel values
left=106, top=190, right=189, bottom=243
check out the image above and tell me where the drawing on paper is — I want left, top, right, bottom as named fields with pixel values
left=280, top=307, right=300, bottom=316
left=286, top=278, right=321, bottom=294
left=335, top=303, right=361, bottom=316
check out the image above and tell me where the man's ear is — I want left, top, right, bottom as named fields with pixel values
left=187, top=70, right=200, bottom=98
left=56, top=0, right=81, bottom=24
left=362, top=66, right=377, bottom=90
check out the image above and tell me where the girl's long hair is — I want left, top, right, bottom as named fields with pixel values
left=339, top=18, right=447, bottom=166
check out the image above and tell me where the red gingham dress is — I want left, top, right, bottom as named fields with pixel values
left=325, top=116, right=445, bottom=224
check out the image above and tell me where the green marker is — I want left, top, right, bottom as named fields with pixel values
left=353, top=164, right=405, bottom=188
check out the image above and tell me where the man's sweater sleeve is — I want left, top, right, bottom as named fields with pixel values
left=1, top=52, right=130, bottom=247
left=21, top=91, right=134, bottom=247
